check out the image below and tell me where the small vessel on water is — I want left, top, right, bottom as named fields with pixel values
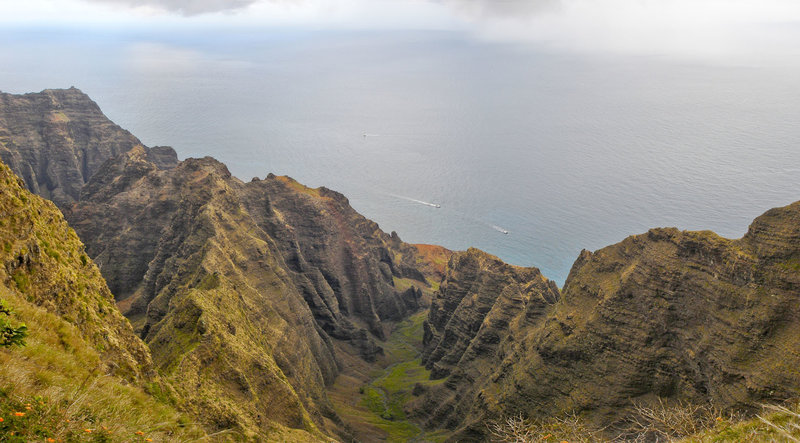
left=492, top=225, right=509, bottom=234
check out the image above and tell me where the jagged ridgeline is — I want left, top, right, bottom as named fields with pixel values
left=0, top=88, right=439, bottom=441
left=417, top=206, right=800, bottom=440
left=4, top=87, right=800, bottom=442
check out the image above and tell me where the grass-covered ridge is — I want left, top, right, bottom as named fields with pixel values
left=0, top=160, right=152, bottom=382
left=0, top=159, right=206, bottom=441
left=0, top=286, right=204, bottom=442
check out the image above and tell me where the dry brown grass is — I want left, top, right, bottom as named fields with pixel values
left=487, top=399, right=748, bottom=443
left=488, top=412, right=603, bottom=443
left=614, top=399, right=729, bottom=442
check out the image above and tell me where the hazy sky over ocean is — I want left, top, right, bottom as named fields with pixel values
left=4, top=0, right=800, bottom=64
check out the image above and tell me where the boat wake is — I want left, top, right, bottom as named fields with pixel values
left=492, top=225, right=509, bottom=235
left=389, top=194, right=441, bottom=208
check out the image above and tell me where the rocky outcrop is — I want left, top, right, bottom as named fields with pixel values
left=422, top=248, right=559, bottom=379
left=416, top=203, right=800, bottom=440
left=240, top=175, right=430, bottom=344
left=0, top=88, right=154, bottom=207
left=415, top=248, right=559, bottom=433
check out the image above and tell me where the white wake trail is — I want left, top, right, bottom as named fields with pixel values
left=492, top=225, right=510, bottom=235
left=388, top=194, right=441, bottom=208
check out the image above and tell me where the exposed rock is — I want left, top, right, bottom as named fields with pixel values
left=415, top=248, right=559, bottom=434
left=66, top=155, right=339, bottom=439
left=240, top=175, right=431, bottom=345
left=0, top=88, right=149, bottom=207
left=416, top=203, right=800, bottom=441
left=0, top=88, right=441, bottom=441
left=65, top=154, right=438, bottom=438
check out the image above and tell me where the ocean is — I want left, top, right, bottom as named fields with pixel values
left=2, top=28, right=799, bottom=284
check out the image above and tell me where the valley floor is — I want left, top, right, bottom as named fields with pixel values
left=328, top=311, right=449, bottom=442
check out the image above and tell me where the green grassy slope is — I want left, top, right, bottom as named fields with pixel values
left=0, top=160, right=205, bottom=441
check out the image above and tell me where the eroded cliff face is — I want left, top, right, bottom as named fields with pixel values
left=0, top=88, right=438, bottom=440
left=417, top=203, right=800, bottom=441
left=240, top=175, right=429, bottom=345
left=65, top=150, right=435, bottom=439
left=0, top=88, right=162, bottom=207
left=8, top=87, right=800, bottom=443
left=415, top=248, right=560, bottom=434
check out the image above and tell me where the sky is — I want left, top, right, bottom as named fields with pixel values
left=2, top=0, right=800, bottom=64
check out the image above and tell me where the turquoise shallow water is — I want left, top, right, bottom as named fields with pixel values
left=2, top=28, right=799, bottom=284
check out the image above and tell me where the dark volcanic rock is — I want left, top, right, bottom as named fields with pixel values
left=65, top=152, right=437, bottom=438
left=0, top=88, right=146, bottom=206
left=415, top=203, right=800, bottom=441
left=0, top=89, right=440, bottom=440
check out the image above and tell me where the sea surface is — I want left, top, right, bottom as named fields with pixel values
left=2, top=28, right=799, bottom=284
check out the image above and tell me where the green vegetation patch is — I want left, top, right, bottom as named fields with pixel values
left=779, top=258, right=800, bottom=272
left=11, top=272, right=29, bottom=293
left=346, top=311, right=450, bottom=442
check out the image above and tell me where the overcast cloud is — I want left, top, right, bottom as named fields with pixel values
left=442, top=0, right=561, bottom=18
left=85, top=0, right=261, bottom=16
left=1, top=0, right=799, bottom=64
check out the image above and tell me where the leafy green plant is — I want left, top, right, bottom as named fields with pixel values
left=0, top=299, right=27, bottom=348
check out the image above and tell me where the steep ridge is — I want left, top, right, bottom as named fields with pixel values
left=240, top=175, right=428, bottom=346
left=0, top=88, right=439, bottom=440
left=418, top=203, right=800, bottom=440
left=62, top=141, right=436, bottom=438
left=0, top=159, right=152, bottom=380
left=66, top=152, right=342, bottom=440
left=415, top=248, right=560, bottom=433
left=66, top=152, right=436, bottom=439
left=0, top=159, right=204, bottom=441
left=422, top=248, right=559, bottom=380
left=0, top=88, right=169, bottom=207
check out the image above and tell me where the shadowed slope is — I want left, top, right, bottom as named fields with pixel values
left=418, top=202, right=800, bottom=441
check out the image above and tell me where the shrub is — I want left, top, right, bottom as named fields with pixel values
left=488, top=412, right=601, bottom=443
left=614, top=399, right=726, bottom=442
left=0, top=299, right=27, bottom=348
